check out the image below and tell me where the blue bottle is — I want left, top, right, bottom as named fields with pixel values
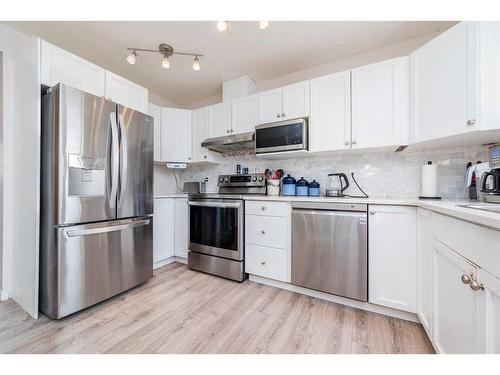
left=282, top=174, right=296, bottom=196
left=308, top=180, right=320, bottom=196
left=296, top=177, right=309, bottom=196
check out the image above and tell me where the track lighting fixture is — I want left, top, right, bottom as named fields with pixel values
left=125, top=43, right=203, bottom=71
left=259, top=21, right=269, bottom=30
left=217, top=21, right=229, bottom=32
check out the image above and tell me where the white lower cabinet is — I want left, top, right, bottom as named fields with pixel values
left=245, top=244, right=287, bottom=282
left=153, top=198, right=175, bottom=267
left=245, top=215, right=288, bottom=249
left=478, top=269, right=500, bottom=353
left=433, top=240, right=485, bottom=354
left=368, top=205, right=416, bottom=313
left=174, top=198, right=189, bottom=259
left=417, top=208, right=434, bottom=338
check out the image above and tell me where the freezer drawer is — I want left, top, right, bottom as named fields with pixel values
left=40, top=217, right=153, bottom=319
left=291, top=208, right=368, bottom=301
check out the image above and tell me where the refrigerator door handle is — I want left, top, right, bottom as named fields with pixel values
left=118, top=112, right=128, bottom=204
left=109, top=112, right=119, bottom=208
left=65, top=218, right=151, bottom=237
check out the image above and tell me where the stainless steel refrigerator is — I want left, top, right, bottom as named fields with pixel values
left=40, top=84, right=154, bottom=319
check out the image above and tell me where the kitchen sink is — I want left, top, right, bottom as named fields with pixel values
left=457, top=204, right=500, bottom=214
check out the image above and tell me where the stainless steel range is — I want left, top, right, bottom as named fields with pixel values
left=188, top=173, right=266, bottom=282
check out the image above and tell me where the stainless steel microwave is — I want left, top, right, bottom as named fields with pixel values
left=255, top=118, right=308, bottom=154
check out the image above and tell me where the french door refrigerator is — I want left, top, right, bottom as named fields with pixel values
left=40, top=84, right=154, bottom=319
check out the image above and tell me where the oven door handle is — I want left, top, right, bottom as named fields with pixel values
left=187, top=201, right=242, bottom=209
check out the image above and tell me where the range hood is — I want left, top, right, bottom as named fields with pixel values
left=201, top=131, right=255, bottom=153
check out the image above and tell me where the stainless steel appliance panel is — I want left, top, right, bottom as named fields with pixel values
left=42, top=84, right=118, bottom=226
left=291, top=207, right=368, bottom=301
left=255, top=118, right=308, bottom=154
left=116, top=105, right=154, bottom=218
left=188, top=199, right=244, bottom=261
left=188, top=251, right=244, bottom=282
left=40, top=217, right=153, bottom=319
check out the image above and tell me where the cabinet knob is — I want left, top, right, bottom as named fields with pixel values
left=261, top=206, right=267, bottom=211
left=261, top=230, right=266, bottom=234
left=226, top=129, right=230, bottom=133
left=277, top=114, right=281, bottom=118
left=467, top=119, right=476, bottom=126
left=230, top=129, right=234, bottom=133
left=461, top=274, right=471, bottom=284
left=203, top=155, right=207, bottom=159
left=469, top=280, right=484, bottom=291
left=352, top=140, right=358, bottom=145
left=261, top=261, right=266, bottom=266
left=188, top=157, right=192, bottom=160
left=369, top=210, right=376, bottom=215
left=345, top=141, right=350, bottom=146
left=282, top=113, right=286, bottom=117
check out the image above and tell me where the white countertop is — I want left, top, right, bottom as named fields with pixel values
left=242, top=195, right=500, bottom=231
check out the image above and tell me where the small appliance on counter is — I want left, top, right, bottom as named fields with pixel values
left=308, top=180, right=320, bottom=196
left=419, top=161, right=441, bottom=200
left=282, top=174, right=297, bottom=196
left=296, top=177, right=309, bottom=196
left=326, top=173, right=350, bottom=197
left=183, top=180, right=207, bottom=194
left=465, top=162, right=490, bottom=200
left=480, top=144, right=500, bottom=204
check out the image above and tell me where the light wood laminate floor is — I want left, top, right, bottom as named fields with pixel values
left=0, top=263, right=434, bottom=354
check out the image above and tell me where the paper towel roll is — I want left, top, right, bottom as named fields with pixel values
left=421, top=162, right=438, bottom=197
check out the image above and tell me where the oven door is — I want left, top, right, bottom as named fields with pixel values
left=255, top=118, right=308, bottom=154
left=188, top=199, right=243, bottom=261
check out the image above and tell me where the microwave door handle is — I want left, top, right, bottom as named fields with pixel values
left=187, top=201, right=242, bottom=209
left=109, top=112, right=119, bottom=208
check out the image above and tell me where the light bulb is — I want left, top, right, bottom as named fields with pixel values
left=258, top=21, right=269, bottom=30
left=126, top=51, right=137, bottom=65
left=192, top=56, right=200, bottom=71
left=162, top=55, right=170, bottom=69
left=217, top=21, right=228, bottom=32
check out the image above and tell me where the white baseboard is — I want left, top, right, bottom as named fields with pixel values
left=153, top=256, right=188, bottom=270
left=174, top=256, right=187, bottom=264
left=249, top=275, right=420, bottom=323
left=0, top=289, right=8, bottom=302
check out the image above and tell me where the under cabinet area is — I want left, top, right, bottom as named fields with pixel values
left=368, top=205, right=417, bottom=313
left=244, top=201, right=291, bottom=283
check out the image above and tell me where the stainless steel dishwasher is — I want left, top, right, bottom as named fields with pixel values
left=291, top=202, right=368, bottom=301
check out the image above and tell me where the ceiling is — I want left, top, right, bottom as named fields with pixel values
left=9, top=21, right=456, bottom=106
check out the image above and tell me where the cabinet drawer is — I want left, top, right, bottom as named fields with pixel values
left=245, top=244, right=287, bottom=282
left=433, top=213, right=500, bottom=279
left=245, top=215, right=288, bottom=249
left=245, top=201, right=289, bottom=217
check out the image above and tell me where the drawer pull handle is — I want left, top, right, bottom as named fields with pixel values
left=261, top=261, right=266, bottom=265
left=261, top=206, right=267, bottom=211
left=261, top=230, right=266, bottom=234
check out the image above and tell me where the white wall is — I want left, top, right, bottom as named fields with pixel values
left=183, top=32, right=442, bottom=109
left=0, top=24, right=40, bottom=315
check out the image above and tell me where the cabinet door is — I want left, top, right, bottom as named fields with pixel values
left=351, top=57, right=409, bottom=149
left=257, top=88, right=282, bottom=124
left=192, top=107, right=210, bottom=162
left=40, top=40, right=105, bottom=97
left=174, top=198, right=189, bottom=259
left=282, top=81, right=310, bottom=120
left=153, top=198, right=175, bottom=265
left=149, top=103, right=162, bottom=162
left=411, top=22, right=478, bottom=142
left=232, top=95, right=257, bottom=134
left=309, top=71, right=351, bottom=152
left=368, top=205, right=416, bottom=312
left=433, top=240, right=485, bottom=354
left=417, top=208, right=434, bottom=338
left=477, top=269, right=500, bottom=353
left=161, top=108, right=192, bottom=163
left=208, top=102, right=232, bottom=138
left=105, top=71, right=148, bottom=113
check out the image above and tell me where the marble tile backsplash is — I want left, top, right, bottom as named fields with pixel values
left=179, top=145, right=488, bottom=199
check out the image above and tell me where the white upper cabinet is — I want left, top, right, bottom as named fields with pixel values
left=208, top=102, right=232, bottom=138
left=148, top=103, right=162, bottom=162
left=232, top=94, right=258, bottom=134
left=433, top=240, right=485, bottom=354
left=105, top=71, right=148, bottom=113
left=351, top=57, right=409, bottom=149
left=309, top=71, right=351, bottom=152
left=257, top=82, right=310, bottom=125
left=192, top=107, right=220, bottom=163
left=161, top=108, right=192, bottom=163
left=40, top=40, right=105, bottom=97
left=411, top=22, right=500, bottom=142
left=368, top=205, right=416, bottom=313
left=257, top=88, right=283, bottom=124
left=417, top=208, right=434, bottom=339
left=282, top=81, right=310, bottom=120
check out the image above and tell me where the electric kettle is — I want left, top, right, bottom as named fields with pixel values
left=325, top=173, right=350, bottom=197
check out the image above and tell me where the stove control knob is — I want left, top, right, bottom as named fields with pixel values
left=224, top=177, right=229, bottom=183
left=258, top=176, right=264, bottom=182
left=252, top=176, right=257, bottom=182
left=219, top=177, right=225, bottom=183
